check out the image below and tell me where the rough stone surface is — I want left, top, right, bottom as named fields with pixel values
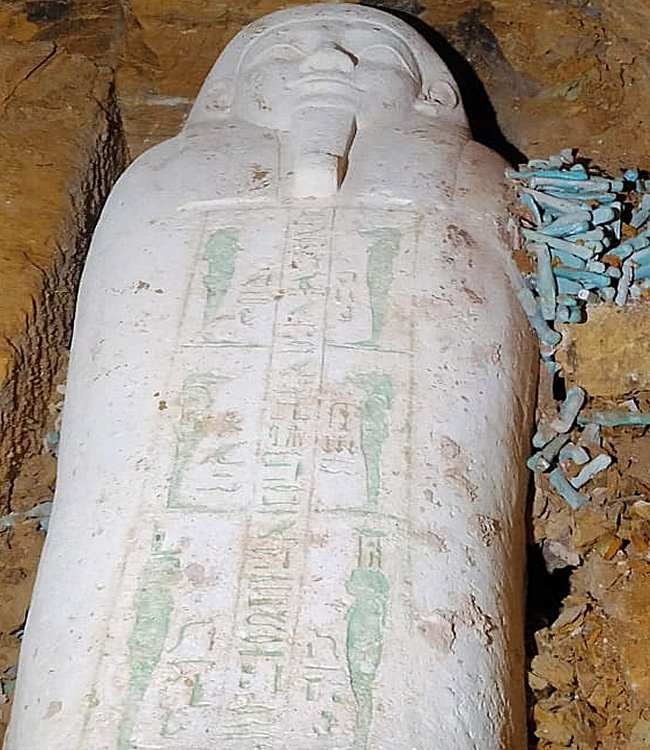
left=1, top=1, right=650, bottom=748
left=556, top=306, right=650, bottom=397
left=420, top=1, right=650, bottom=172
left=531, top=451, right=650, bottom=750
left=0, top=41, right=127, bottom=507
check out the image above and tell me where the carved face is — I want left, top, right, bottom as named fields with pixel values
left=231, top=20, right=422, bottom=129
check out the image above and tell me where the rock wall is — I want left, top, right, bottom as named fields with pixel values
left=0, top=42, right=127, bottom=509
left=1, top=1, right=649, bottom=747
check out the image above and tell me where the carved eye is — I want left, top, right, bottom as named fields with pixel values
left=247, top=43, right=304, bottom=66
left=360, top=44, right=415, bottom=75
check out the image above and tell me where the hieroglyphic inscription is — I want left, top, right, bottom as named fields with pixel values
left=219, top=520, right=297, bottom=744
left=218, top=208, right=334, bottom=745
left=179, top=221, right=281, bottom=347
left=155, top=617, right=219, bottom=738
left=333, top=270, right=357, bottom=322
left=117, top=209, right=419, bottom=749
left=313, top=372, right=396, bottom=515
left=326, top=216, right=417, bottom=354
left=303, top=630, right=344, bottom=730
left=319, top=399, right=360, bottom=476
left=168, top=372, right=247, bottom=511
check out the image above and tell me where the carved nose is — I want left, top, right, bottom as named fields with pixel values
left=299, top=44, right=358, bottom=74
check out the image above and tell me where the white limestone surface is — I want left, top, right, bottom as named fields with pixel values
left=5, top=5, right=537, bottom=750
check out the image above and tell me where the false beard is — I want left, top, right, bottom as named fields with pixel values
left=287, top=104, right=357, bottom=198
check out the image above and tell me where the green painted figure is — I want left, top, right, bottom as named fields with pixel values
left=350, top=371, right=394, bottom=508
left=346, top=565, right=389, bottom=750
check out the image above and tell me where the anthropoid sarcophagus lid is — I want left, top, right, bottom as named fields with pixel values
left=5, top=5, right=537, bottom=750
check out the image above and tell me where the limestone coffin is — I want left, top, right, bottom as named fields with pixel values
left=5, top=5, right=536, bottom=749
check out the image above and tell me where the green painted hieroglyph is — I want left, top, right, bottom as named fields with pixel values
left=346, top=531, right=389, bottom=750
left=202, top=227, right=241, bottom=330
left=362, top=228, right=400, bottom=346
left=349, top=372, right=394, bottom=508
left=118, top=530, right=180, bottom=750
left=168, top=372, right=231, bottom=508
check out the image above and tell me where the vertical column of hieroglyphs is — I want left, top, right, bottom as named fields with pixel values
left=215, top=207, right=336, bottom=746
